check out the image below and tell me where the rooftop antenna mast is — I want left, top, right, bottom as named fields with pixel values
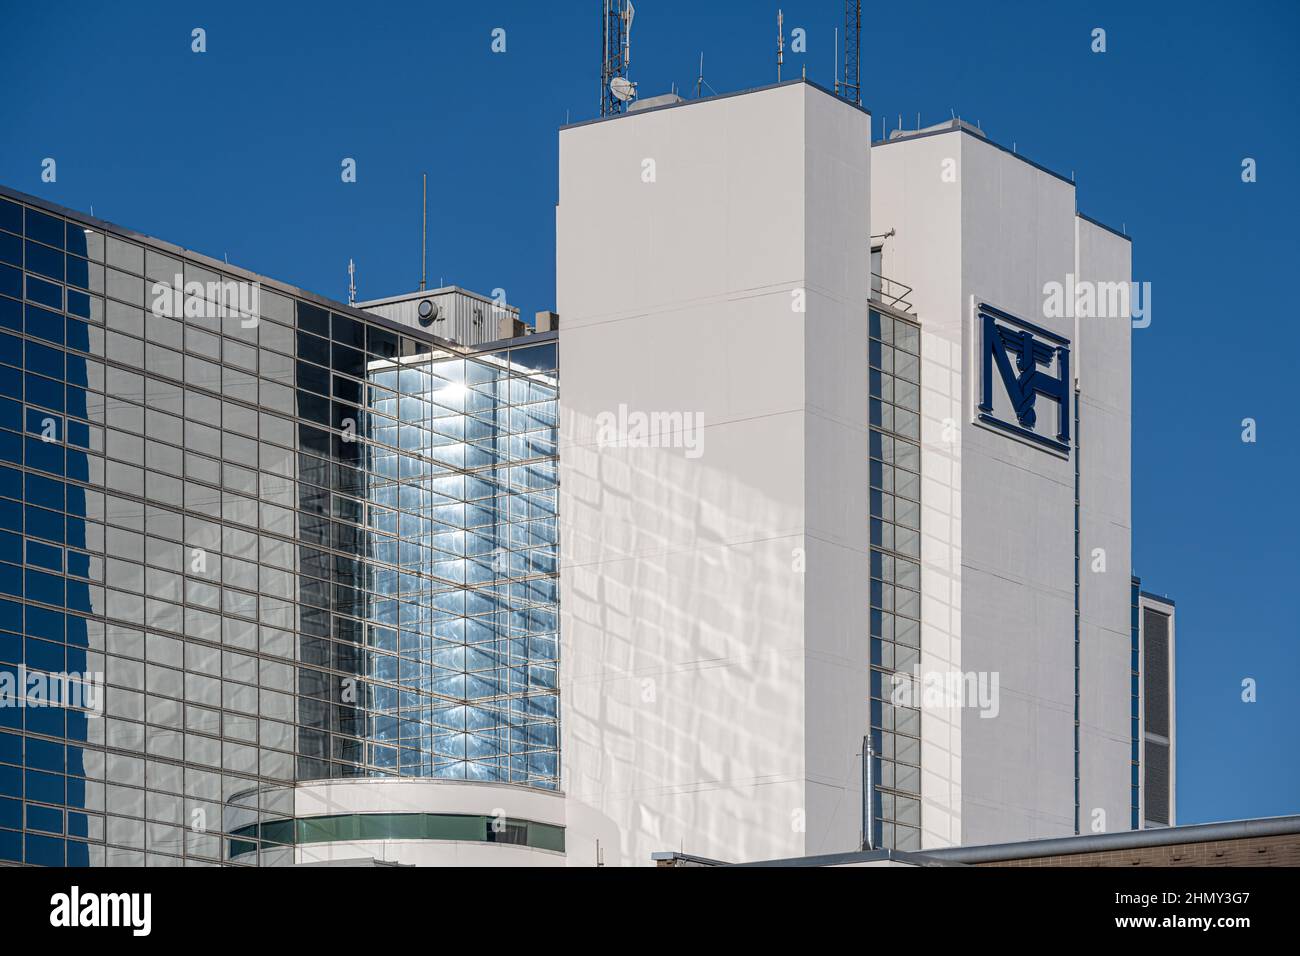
left=601, top=1, right=637, bottom=116
left=419, top=173, right=427, bottom=292
left=839, top=0, right=862, bottom=106
left=777, top=9, right=785, bottom=82
left=347, top=258, right=356, bottom=306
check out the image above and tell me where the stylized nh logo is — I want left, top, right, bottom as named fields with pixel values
left=976, top=303, right=1070, bottom=454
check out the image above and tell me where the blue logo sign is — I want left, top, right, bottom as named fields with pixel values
left=977, top=303, right=1071, bottom=454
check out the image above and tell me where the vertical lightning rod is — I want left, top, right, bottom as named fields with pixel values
left=419, top=173, right=427, bottom=292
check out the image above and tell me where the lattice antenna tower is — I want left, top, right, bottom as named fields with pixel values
left=600, top=1, right=638, bottom=116
left=838, top=0, right=862, bottom=106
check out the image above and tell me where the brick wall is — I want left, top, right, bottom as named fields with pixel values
left=977, top=833, right=1300, bottom=867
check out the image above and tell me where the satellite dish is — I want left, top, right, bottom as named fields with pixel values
left=417, top=299, right=439, bottom=326
left=610, top=76, right=636, bottom=103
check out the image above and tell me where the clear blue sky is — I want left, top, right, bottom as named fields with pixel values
left=2, top=1, right=1297, bottom=826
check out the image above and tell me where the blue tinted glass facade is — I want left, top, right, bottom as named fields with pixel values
left=0, top=191, right=558, bottom=865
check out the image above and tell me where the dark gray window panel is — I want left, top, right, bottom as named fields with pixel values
left=1144, top=742, right=1170, bottom=825
left=1143, top=608, right=1170, bottom=738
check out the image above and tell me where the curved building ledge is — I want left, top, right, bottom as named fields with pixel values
left=228, top=778, right=569, bottom=867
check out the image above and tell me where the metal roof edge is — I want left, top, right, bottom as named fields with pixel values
left=0, top=181, right=491, bottom=356
left=872, top=123, right=1076, bottom=188
left=1076, top=209, right=1133, bottom=242
left=560, top=77, right=871, bottom=133
left=925, top=814, right=1300, bottom=865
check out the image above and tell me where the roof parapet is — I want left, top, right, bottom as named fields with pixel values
left=887, top=117, right=987, bottom=142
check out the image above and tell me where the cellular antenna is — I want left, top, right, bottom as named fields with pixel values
left=777, top=9, right=784, bottom=82
left=839, top=0, right=862, bottom=106
left=600, top=1, right=636, bottom=116
left=347, top=258, right=356, bottom=306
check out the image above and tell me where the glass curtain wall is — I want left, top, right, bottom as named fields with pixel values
left=867, top=306, right=922, bottom=851
left=0, top=193, right=558, bottom=866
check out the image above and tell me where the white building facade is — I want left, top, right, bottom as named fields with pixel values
left=0, top=77, right=1169, bottom=869
left=555, top=79, right=1167, bottom=865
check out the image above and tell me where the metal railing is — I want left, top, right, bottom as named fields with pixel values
left=871, top=272, right=914, bottom=313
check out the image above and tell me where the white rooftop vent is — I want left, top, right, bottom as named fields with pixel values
left=628, top=92, right=683, bottom=113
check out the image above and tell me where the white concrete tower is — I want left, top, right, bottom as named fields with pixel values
left=871, top=121, right=1133, bottom=847
left=556, top=81, right=874, bottom=866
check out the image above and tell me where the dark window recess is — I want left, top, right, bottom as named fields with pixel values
left=298, top=486, right=330, bottom=517
left=1143, top=609, right=1170, bottom=738
left=297, top=360, right=330, bottom=396
left=297, top=668, right=331, bottom=699
left=298, top=637, right=330, bottom=670
left=299, top=489, right=330, bottom=520
left=27, top=374, right=65, bottom=412
left=333, top=463, right=365, bottom=497
left=332, top=343, right=364, bottom=378
left=333, top=616, right=363, bottom=644
left=26, top=277, right=62, bottom=312
left=299, top=606, right=330, bottom=638
left=296, top=331, right=330, bottom=366
left=328, top=735, right=360, bottom=764
left=332, top=401, right=360, bottom=434
left=65, top=255, right=89, bottom=289
left=367, top=326, right=398, bottom=360
left=1144, top=743, right=1170, bottom=825
left=25, top=240, right=64, bottom=281
left=332, top=313, right=365, bottom=348
left=27, top=335, right=64, bottom=374
left=298, top=546, right=331, bottom=579
left=297, top=452, right=331, bottom=487
left=296, top=390, right=331, bottom=426
left=65, top=223, right=88, bottom=258
left=26, top=303, right=63, bottom=343
left=0, top=199, right=20, bottom=235
left=336, top=708, right=365, bottom=736
left=298, top=423, right=331, bottom=456
left=332, top=375, right=362, bottom=404
left=332, top=495, right=362, bottom=525
left=299, top=513, right=330, bottom=546
left=333, top=433, right=362, bottom=466
left=0, top=265, right=20, bottom=300
left=331, top=521, right=361, bottom=553
left=25, top=209, right=65, bottom=249
left=298, top=301, right=330, bottom=336
left=0, top=232, right=20, bottom=267
left=0, top=330, right=23, bottom=369
left=66, top=317, right=90, bottom=351
left=486, top=821, right=530, bottom=845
